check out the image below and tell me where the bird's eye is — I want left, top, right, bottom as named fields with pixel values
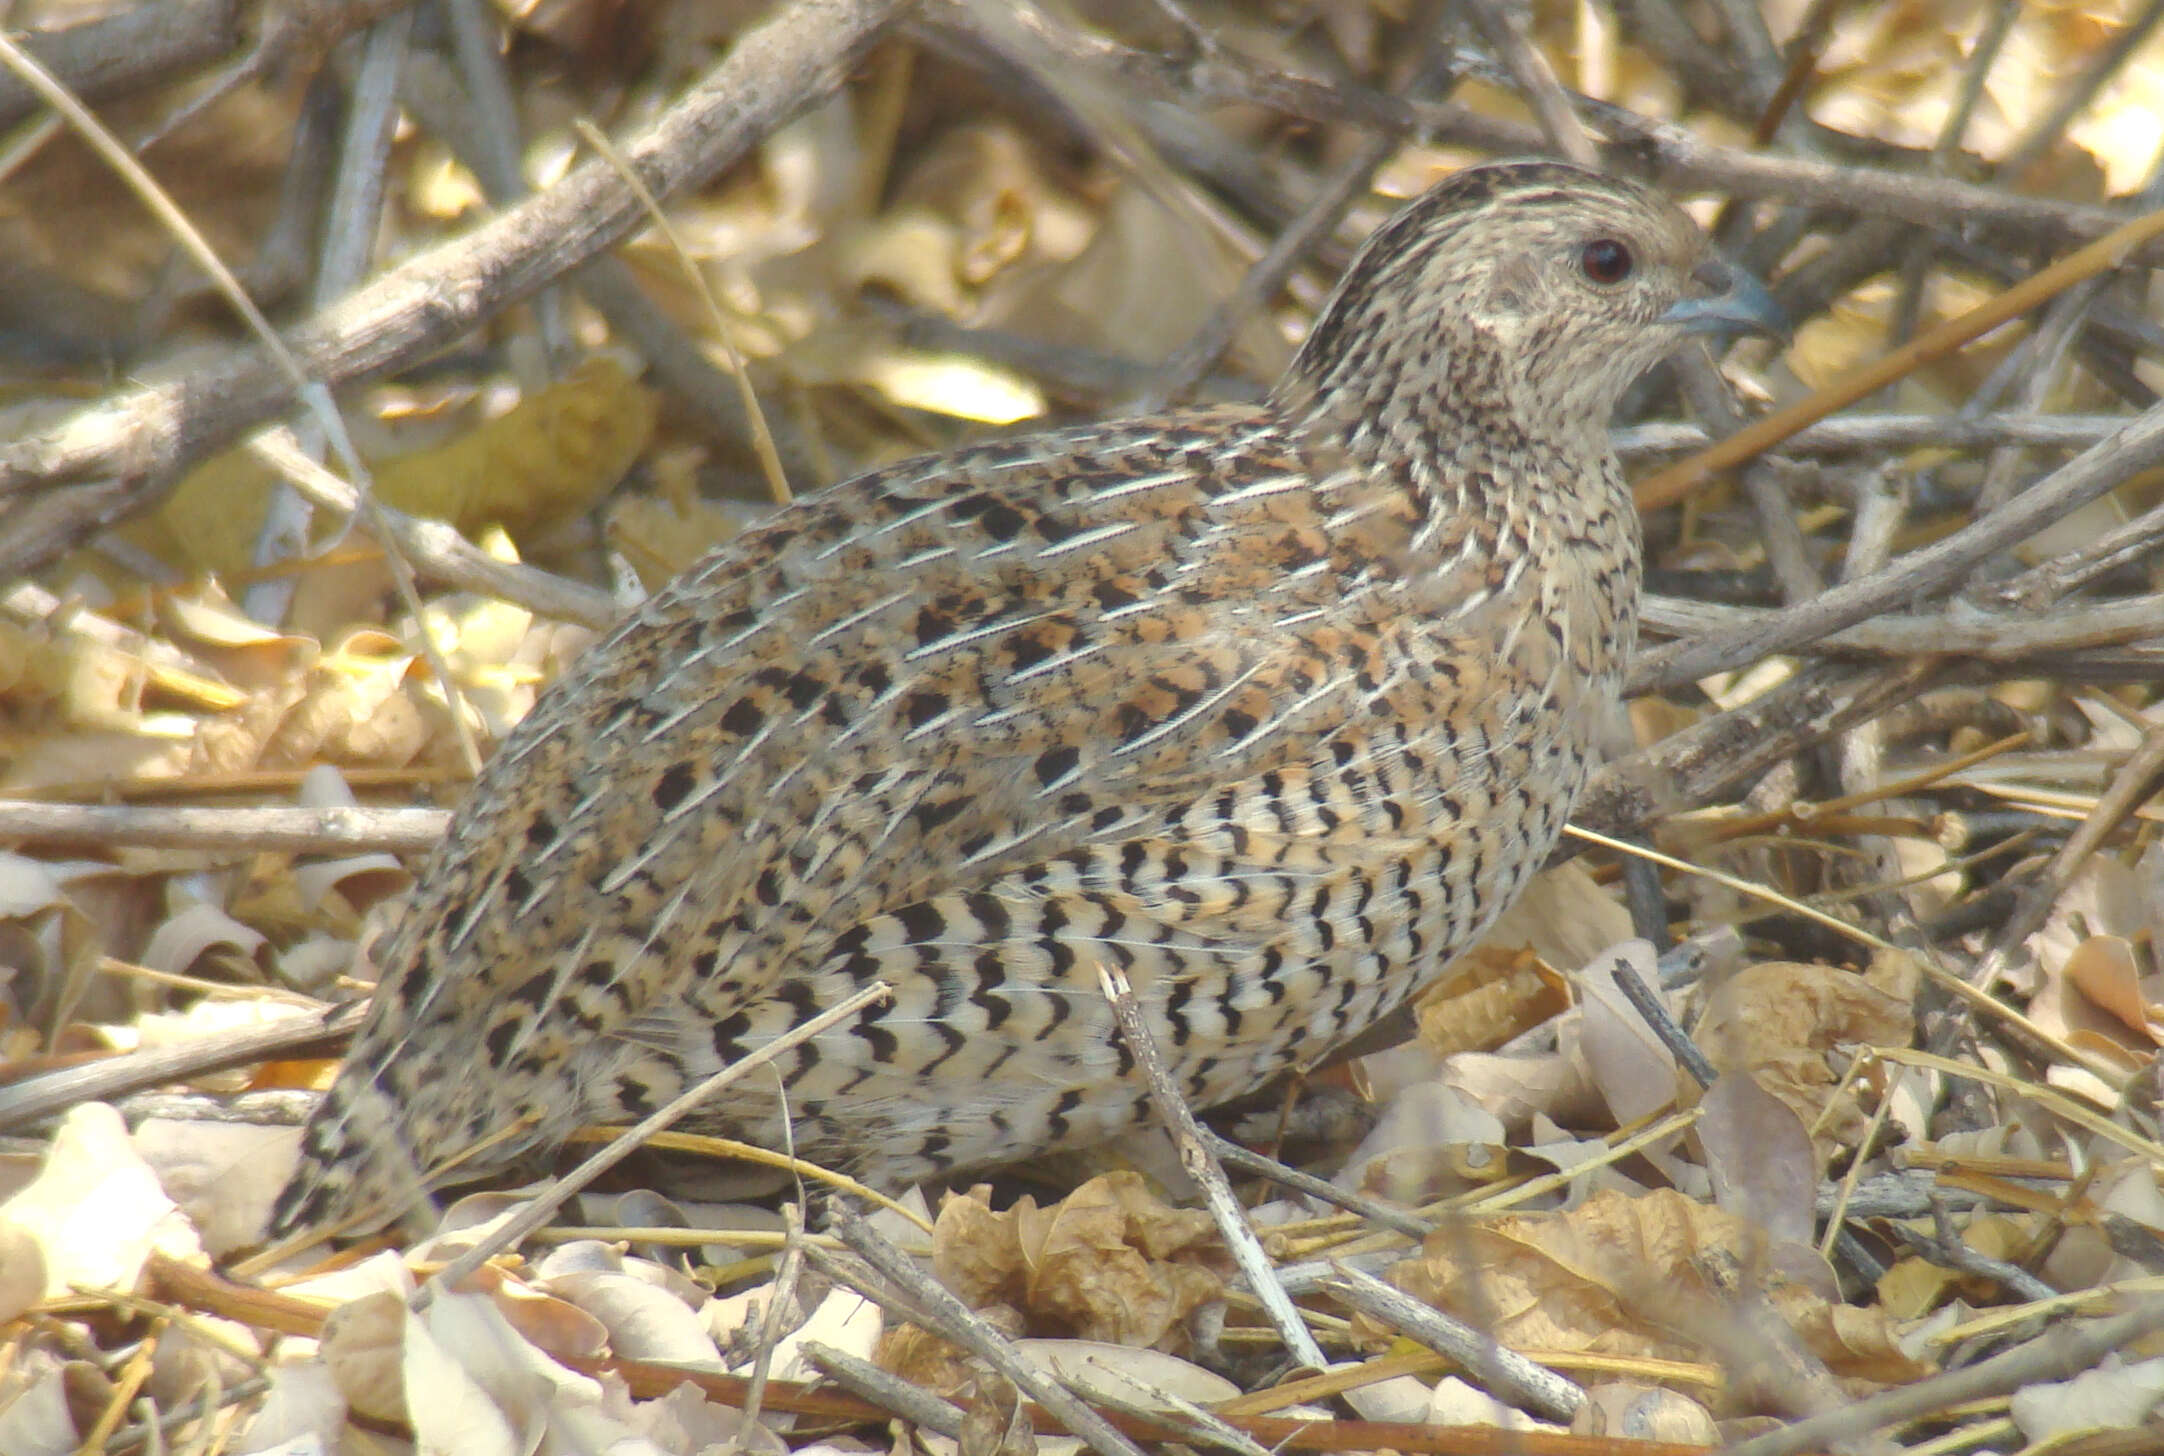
left=1579, top=238, right=1634, bottom=285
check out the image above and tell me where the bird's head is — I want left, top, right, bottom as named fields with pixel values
left=1275, top=160, right=1784, bottom=452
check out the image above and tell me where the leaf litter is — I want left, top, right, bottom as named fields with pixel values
left=4, top=0, right=2164, bottom=1453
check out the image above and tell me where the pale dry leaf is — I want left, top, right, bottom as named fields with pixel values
left=2, top=721, right=193, bottom=794
left=1426, top=1374, right=1563, bottom=1431
left=1694, top=960, right=1914, bottom=1161
left=536, top=1230, right=715, bottom=1306
left=541, top=1267, right=723, bottom=1369
left=1337, top=1081, right=1510, bottom=1205
left=2042, top=1160, right=2164, bottom=1290
left=129, top=998, right=317, bottom=1054
left=1521, top=1119, right=1654, bottom=1202
left=628, top=1381, right=787, bottom=1456
left=1696, top=1072, right=1821, bottom=1244
left=839, top=207, right=967, bottom=314
left=2011, top=1357, right=2164, bottom=1439
left=0, top=1363, right=81, bottom=1456
left=146, top=1311, right=261, bottom=1410
left=1480, top=861, right=1634, bottom=971
left=0, top=1223, right=45, bottom=1326
left=2062, top=936, right=2162, bottom=1044
left=609, top=481, right=753, bottom=588
left=1437, top=1046, right=1604, bottom=1133
left=401, top=1298, right=522, bottom=1456
left=476, top=1272, right=613, bottom=1364
left=231, top=1363, right=346, bottom=1455
left=0, top=1102, right=204, bottom=1305
left=877, top=1321, right=980, bottom=1395
left=857, top=350, right=1046, bottom=426
left=132, top=1117, right=300, bottom=1257
left=406, top=1189, right=547, bottom=1263
left=1877, top=1212, right=2046, bottom=1319
left=156, top=590, right=314, bottom=688
left=0, top=852, right=70, bottom=919
left=1012, top=1337, right=1237, bottom=1409
left=139, top=899, right=268, bottom=979
left=1384, top=1187, right=1930, bottom=1407
left=371, top=356, right=659, bottom=542
left=1577, top=1382, right=1717, bottom=1443
left=1575, top=940, right=1683, bottom=1127
left=411, top=1290, right=627, bottom=1454
left=2028, top=855, right=2152, bottom=977
left=1338, top=1365, right=1434, bottom=1422
left=746, top=1286, right=884, bottom=1383
left=317, top=1289, right=409, bottom=1425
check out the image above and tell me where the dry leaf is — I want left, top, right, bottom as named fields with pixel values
left=932, top=1173, right=1226, bottom=1351
left=319, top=1290, right=410, bottom=1425
left=374, top=356, right=659, bottom=541
left=1693, top=958, right=1915, bottom=1161
left=1414, top=944, right=1571, bottom=1059
left=0, top=1103, right=204, bottom=1311
left=1576, top=940, right=1684, bottom=1127
left=1577, top=1382, right=1718, bottom=1443
left=1337, top=1082, right=1512, bottom=1204
left=2011, top=1356, right=2164, bottom=1439
left=1384, top=1187, right=1931, bottom=1410
left=1697, top=1072, right=1821, bottom=1242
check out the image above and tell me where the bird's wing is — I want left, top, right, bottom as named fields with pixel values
left=357, top=402, right=1429, bottom=1073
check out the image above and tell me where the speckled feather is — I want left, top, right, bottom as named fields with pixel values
left=271, top=162, right=1729, bottom=1236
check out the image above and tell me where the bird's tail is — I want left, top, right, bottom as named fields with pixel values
left=264, top=1070, right=442, bottom=1241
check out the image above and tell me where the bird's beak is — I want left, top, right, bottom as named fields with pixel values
left=1660, top=257, right=1789, bottom=342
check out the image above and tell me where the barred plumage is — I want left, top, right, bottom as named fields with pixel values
left=270, top=160, right=1780, bottom=1237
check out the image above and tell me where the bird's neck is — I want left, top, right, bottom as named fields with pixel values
left=1271, top=341, right=1638, bottom=581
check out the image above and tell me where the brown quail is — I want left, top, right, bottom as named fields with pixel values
left=269, top=160, right=1781, bottom=1236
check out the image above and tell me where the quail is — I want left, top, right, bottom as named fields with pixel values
left=269, top=160, right=1782, bottom=1236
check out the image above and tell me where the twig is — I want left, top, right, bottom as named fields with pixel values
left=1606, top=956, right=1719, bottom=1091
left=0, top=0, right=915, bottom=573
left=1634, top=398, right=2164, bottom=690
left=1993, top=496, right=2164, bottom=608
left=800, top=1340, right=967, bottom=1436
left=1097, top=961, right=1329, bottom=1371
left=961, top=4, right=2141, bottom=250
left=0, top=800, right=449, bottom=856
left=146, top=1253, right=1720, bottom=1455
left=1132, top=0, right=1436, bottom=412
left=1967, top=713, right=2164, bottom=994
left=1638, top=590, right=2164, bottom=662
left=1318, top=1262, right=1586, bottom=1424
left=1142, top=131, right=1396, bottom=409
left=575, top=116, right=793, bottom=503
left=1879, top=1199, right=2059, bottom=1304
left=249, top=430, right=619, bottom=627
left=417, top=978, right=892, bottom=1304
left=1204, top=1132, right=1434, bottom=1240
left=738, top=1202, right=810, bottom=1432
left=1612, top=411, right=2142, bottom=459
left=1462, top=0, right=1596, bottom=166
left=831, top=1208, right=1154, bottom=1456
left=0, top=1003, right=368, bottom=1133
left=1721, top=1300, right=2164, bottom=1456
left=0, top=0, right=242, bottom=131
left=242, top=8, right=414, bottom=630
left=1581, top=662, right=1942, bottom=842
left=1606, top=952, right=1888, bottom=1283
